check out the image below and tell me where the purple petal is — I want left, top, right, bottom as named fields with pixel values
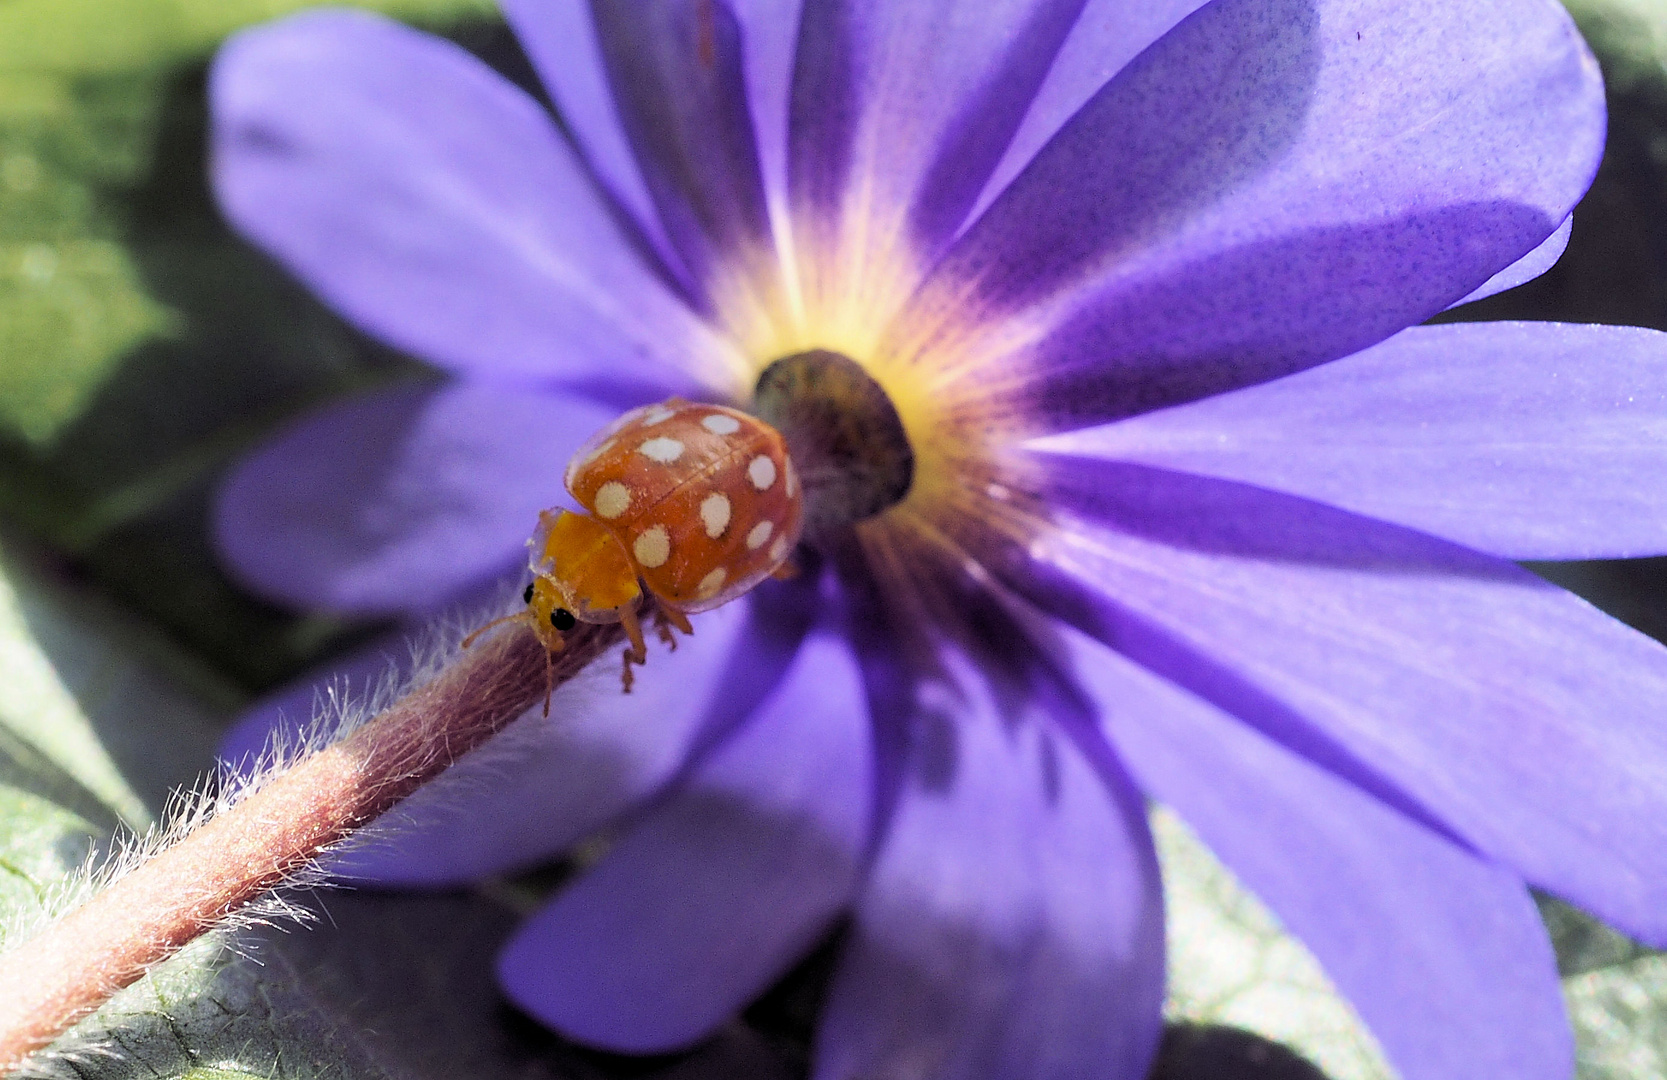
left=922, top=0, right=1602, bottom=429
left=1067, top=630, right=1570, bottom=1080
left=995, top=458, right=1667, bottom=944
left=211, top=10, right=738, bottom=393
left=790, top=0, right=1093, bottom=267
left=582, top=3, right=776, bottom=297
left=497, top=624, right=871, bottom=1053
left=1448, top=215, right=1573, bottom=309
left=812, top=656, right=1164, bottom=1080
left=215, top=381, right=617, bottom=615
left=494, top=0, right=690, bottom=294
left=1029, top=322, right=1667, bottom=560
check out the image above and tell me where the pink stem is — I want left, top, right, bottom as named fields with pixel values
left=0, top=622, right=620, bottom=1073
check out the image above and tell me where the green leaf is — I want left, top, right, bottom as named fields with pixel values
left=0, top=532, right=391, bottom=1080
left=0, top=534, right=234, bottom=824
left=0, top=0, right=432, bottom=689
left=0, top=0, right=473, bottom=453
left=0, top=784, right=101, bottom=927
left=1443, top=0, right=1667, bottom=335
left=0, top=544, right=153, bottom=828
left=0, top=0, right=496, bottom=77
left=40, top=933, right=402, bottom=1080
left=1154, top=807, right=1395, bottom=1080
left=0, top=243, right=172, bottom=447
left=1563, top=0, right=1667, bottom=96
left=47, top=885, right=807, bottom=1080
left=1537, top=895, right=1667, bottom=1080
left=0, top=530, right=236, bottom=950
left=0, top=74, right=178, bottom=448
left=1566, top=955, right=1667, bottom=1079
left=1540, top=895, right=1658, bottom=978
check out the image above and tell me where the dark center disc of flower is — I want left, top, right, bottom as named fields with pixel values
left=754, top=349, right=914, bottom=538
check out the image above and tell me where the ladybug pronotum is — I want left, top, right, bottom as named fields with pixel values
left=469, top=398, right=804, bottom=693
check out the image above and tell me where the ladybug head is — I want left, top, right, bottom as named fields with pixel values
left=528, top=509, right=642, bottom=627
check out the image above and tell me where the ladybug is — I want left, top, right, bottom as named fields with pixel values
left=469, top=399, right=803, bottom=693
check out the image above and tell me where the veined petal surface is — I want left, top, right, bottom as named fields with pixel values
left=211, top=9, right=741, bottom=393
left=1069, top=631, right=1571, bottom=1080
left=1031, top=322, right=1667, bottom=560
left=997, top=459, right=1667, bottom=943
left=499, top=624, right=871, bottom=1052
left=913, top=0, right=1601, bottom=430
left=962, top=0, right=1211, bottom=231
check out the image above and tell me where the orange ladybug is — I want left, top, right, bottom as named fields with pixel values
left=468, top=399, right=803, bottom=692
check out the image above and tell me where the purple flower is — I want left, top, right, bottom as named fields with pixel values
left=207, top=1, right=1667, bottom=1076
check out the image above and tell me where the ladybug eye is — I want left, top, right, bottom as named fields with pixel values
left=522, top=583, right=536, bottom=605
left=550, top=608, right=577, bottom=631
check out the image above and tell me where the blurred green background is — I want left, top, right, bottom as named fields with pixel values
left=3, top=1, right=1667, bottom=1077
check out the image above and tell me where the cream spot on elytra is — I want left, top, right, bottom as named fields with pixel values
left=633, top=526, right=670, bottom=568
left=696, top=566, right=727, bottom=597
left=700, top=492, right=731, bottom=538
left=748, top=455, right=777, bottom=490
left=746, top=520, right=773, bottom=550
left=639, top=405, right=676, bottom=426
left=640, top=437, right=685, bottom=463
left=784, top=458, right=797, bottom=498
left=594, top=481, right=631, bottom=519
left=701, top=413, right=741, bottom=435
left=769, top=534, right=790, bottom=563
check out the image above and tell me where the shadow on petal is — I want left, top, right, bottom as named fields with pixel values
left=1032, top=455, right=1530, bottom=580
left=1006, top=201, right=1556, bottom=430
left=945, top=0, right=1320, bottom=313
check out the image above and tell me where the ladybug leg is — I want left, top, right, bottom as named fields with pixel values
left=769, top=559, right=800, bottom=582
left=656, top=599, right=695, bottom=638
left=618, top=603, right=649, bottom=693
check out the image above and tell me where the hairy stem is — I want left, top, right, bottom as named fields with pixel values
left=0, top=621, right=621, bottom=1073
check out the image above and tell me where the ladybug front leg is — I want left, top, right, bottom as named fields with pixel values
left=618, top=602, right=649, bottom=693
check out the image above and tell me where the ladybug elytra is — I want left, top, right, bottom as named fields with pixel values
left=467, top=398, right=803, bottom=694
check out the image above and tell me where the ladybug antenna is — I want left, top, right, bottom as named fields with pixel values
left=460, top=609, right=534, bottom=650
